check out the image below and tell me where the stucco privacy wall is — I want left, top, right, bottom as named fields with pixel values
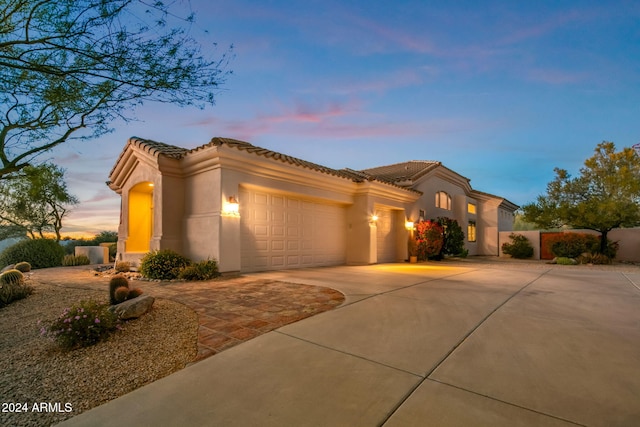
left=499, top=229, right=640, bottom=262
left=108, top=137, right=518, bottom=273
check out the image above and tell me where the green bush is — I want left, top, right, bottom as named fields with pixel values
left=0, top=239, right=65, bottom=269
left=42, top=300, right=119, bottom=350
left=139, top=249, right=190, bottom=280
left=14, top=262, right=31, bottom=272
left=62, top=254, right=91, bottom=266
left=178, top=259, right=220, bottom=281
left=556, top=257, right=576, bottom=265
left=501, top=233, right=534, bottom=259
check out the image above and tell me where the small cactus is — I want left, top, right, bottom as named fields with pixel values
left=0, top=269, right=24, bottom=286
left=127, top=288, right=143, bottom=299
left=14, top=262, right=31, bottom=273
left=114, top=286, right=130, bottom=303
left=109, top=275, right=130, bottom=305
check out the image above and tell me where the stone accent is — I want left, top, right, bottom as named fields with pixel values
left=111, top=295, right=155, bottom=320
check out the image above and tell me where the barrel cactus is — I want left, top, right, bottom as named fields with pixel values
left=14, top=262, right=31, bottom=273
left=109, top=275, right=130, bottom=305
left=0, top=269, right=24, bottom=286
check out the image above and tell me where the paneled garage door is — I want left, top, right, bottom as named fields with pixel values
left=240, top=188, right=347, bottom=272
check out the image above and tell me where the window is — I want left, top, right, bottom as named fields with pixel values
left=468, top=221, right=476, bottom=242
left=467, top=203, right=476, bottom=214
left=435, top=191, right=451, bottom=210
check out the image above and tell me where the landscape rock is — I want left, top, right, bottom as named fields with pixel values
left=111, top=295, right=155, bottom=320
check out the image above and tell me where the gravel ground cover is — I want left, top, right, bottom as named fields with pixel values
left=0, top=279, right=198, bottom=427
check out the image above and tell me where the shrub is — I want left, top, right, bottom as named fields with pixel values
left=114, top=286, right=130, bottom=303
left=139, top=249, right=190, bottom=280
left=415, top=220, right=444, bottom=261
left=546, top=233, right=599, bottom=258
left=115, top=261, right=131, bottom=273
left=14, top=262, right=31, bottom=273
left=178, top=259, right=220, bottom=281
left=109, top=275, right=130, bottom=305
left=556, top=257, right=576, bottom=265
left=577, top=253, right=612, bottom=265
left=42, top=300, right=118, bottom=349
left=434, top=217, right=465, bottom=258
left=501, top=233, right=534, bottom=259
left=62, top=254, right=91, bottom=266
left=0, top=239, right=65, bottom=269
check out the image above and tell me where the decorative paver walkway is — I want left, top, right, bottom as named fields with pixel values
left=30, top=267, right=345, bottom=361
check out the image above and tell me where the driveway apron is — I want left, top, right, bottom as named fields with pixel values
left=57, top=263, right=640, bottom=427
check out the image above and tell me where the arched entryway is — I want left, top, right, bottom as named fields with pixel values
left=127, top=182, right=154, bottom=252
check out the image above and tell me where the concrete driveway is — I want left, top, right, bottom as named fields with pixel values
left=59, top=261, right=640, bottom=427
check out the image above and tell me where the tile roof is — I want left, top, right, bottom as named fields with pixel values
left=129, top=137, right=189, bottom=159
left=359, top=161, right=441, bottom=183
left=111, top=137, right=421, bottom=193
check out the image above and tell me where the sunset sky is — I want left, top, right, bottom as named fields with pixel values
left=48, top=0, right=640, bottom=237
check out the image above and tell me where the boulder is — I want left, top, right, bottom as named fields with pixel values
left=111, top=295, right=155, bottom=320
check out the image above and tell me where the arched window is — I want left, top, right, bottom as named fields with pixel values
left=435, top=191, right=451, bottom=210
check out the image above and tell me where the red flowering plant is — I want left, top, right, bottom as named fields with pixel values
left=415, top=220, right=444, bottom=261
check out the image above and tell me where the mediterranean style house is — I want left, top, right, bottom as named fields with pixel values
left=108, top=137, right=518, bottom=273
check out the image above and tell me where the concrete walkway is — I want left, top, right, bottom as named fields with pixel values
left=58, top=261, right=640, bottom=427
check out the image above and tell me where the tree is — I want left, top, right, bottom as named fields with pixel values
left=433, top=217, right=465, bottom=259
left=0, top=163, right=78, bottom=240
left=521, top=141, right=640, bottom=253
left=0, top=0, right=232, bottom=179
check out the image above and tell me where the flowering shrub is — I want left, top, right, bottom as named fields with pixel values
left=415, top=220, right=444, bottom=261
left=42, top=300, right=118, bottom=349
left=139, top=249, right=190, bottom=280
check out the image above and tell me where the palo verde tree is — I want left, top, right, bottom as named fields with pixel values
left=0, top=163, right=78, bottom=241
left=521, top=141, right=640, bottom=253
left=0, top=0, right=232, bottom=179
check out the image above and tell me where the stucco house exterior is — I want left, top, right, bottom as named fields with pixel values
left=107, top=137, right=518, bottom=273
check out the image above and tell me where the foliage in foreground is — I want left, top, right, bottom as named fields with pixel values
left=0, top=238, right=65, bottom=269
left=42, top=300, right=119, bottom=350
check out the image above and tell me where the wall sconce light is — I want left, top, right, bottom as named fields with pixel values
left=405, top=220, right=415, bottom=231
left=369, top=214, right=378, bottom=225
left=223, top=196, right=240, bottom=217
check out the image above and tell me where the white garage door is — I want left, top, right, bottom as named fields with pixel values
left=240, top=188, right=347, bottom=272
left=376, top=208, right=398, bottom=263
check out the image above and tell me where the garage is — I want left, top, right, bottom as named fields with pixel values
left=239, top=187, right=347, bottom=272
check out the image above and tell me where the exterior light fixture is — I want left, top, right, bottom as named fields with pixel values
left=405, top=220, right=415, bottom=231
left=371, top=214, right=379, bottom=222
left=223, top=196, right=240, bottom=217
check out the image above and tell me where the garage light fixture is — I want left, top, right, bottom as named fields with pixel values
left=405, top=220, right=415, bottom=231
left=223, top=196, right=240, bottom=217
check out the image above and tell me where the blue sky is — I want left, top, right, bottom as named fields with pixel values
left=51, top=0, right=640, bottom=236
